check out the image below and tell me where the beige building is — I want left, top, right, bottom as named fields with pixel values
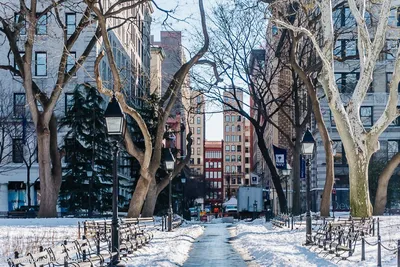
left=149, top=47, right=165, bottom=97
left=223, top=90, right=251, bottom=199
left=189, top=91, right=205, bottom=176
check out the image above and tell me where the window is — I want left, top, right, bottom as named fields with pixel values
left=231, top=155, right=236, bottom=162
left=237, top=116, right=241, bottom=121
left=334, top=72, right=359, bottom=93
left=197, top=158, right=201, bottom=164
left=333, top=6, right=355, bottom=28
left=206, top=162, right=209, bottom=168
left=66, top=52, right=76, bottom=75
left=218, top=162, right=221, bottom=168
left=36, top=13, right=47, bottom=35
left=391, top=106, right=400, bottom=126
left=13, top=52, right=25, bottom=76
left=206, top=172, right=209, bottom=179
left=237, top=125, right=241, bottom=132
left=225, top=165, right=230, bottom=173
left=226, top=135, right=230, bottom=142
left=197, top=96, right=201, bottom=103
left=197, top=138, right=200, bottom=145
left=225, top=115, right=230, bottom=122
left=333, top=140, right=346, bottom=165
left=14, top=93, right=25, bottom=118
left=386, top=73, right=400, bottom=92
left=66, top=13, right=76, bottom=35
left=237, top=166, right=242, bottom=173
left=65, top=93, right=74, bottom=114
left=225, top=125, right=230, bottom=132
left=225, top=145, right=230, bottom=151
left=191, top=147, right=194, bottom=155
left=231, top=145, right=236, bottom=152
left=197, top=127, right=201, bottom=134
left=190, top=117, right=194, bottom=124
left=238, top=155, right=242, bottom=161
left=218, top=172, right=222, bottom=179
left=386, top=40, right=399, bottom=60
left=238, top=135, right=241, bottom=142
left=225, top=155, right=230, bottom=162
left=360, top=106, right=372, bottom=126
left=335, top=40, right=357, bottom=58
left=12, top=139, right=23, bottom=163
left=14, top=13, right=26, bottom=35
left=388, top=140, right=399, bottom=160
left=245, top=158, right=249, bottom=163
left=237, top=145, right=242, bottom=152
left=245, top=147, right=249, bottom=153
left=197, top=147, right=200, bottom=155
left=190, top=158, right=194, bottom=164
left=232, top=125, right=235, bottom=132
left=196, top=117, right=201, bottom=124
left=35, top=52, right=47, bottom=76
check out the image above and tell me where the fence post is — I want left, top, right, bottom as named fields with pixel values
left=348, top=238, right=353, bottom=257
left=77, top=221, right=80, bottom=239
left=291, top=214, right=294, bottom=230
left=14, top=251, right=19, bottom=259
left=83, top=221, right=87, bottom=237
left=397, top=240, right=400, bottom=267
left=377, top=234, right=382, bottom=267
left=361, top=231, right=365, bottom=261
left=372, top=218, right=375, bottom=236
left=96, top=232, right=100, bottom=255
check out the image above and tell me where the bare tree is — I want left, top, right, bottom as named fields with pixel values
left=0, top=0, right=157, bottom=217
left=90, top=0, right=208, bottom=217
left=272, top=0, right=400, bottom=217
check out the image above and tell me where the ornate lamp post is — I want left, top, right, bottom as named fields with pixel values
left=301, top=128, right=315, bottom=245
left=281, top=165, right=292, bottom=212
left=104, top=95, right=126, bottom=265
left=86, top=164, right=93, bottom=218
left=181, top=176, right=186, bottom=218
left=164, top=148, right=175, bottom=231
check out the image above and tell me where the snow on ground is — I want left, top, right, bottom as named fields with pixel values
left=229, top=216, right=400, bottom=267
left=0, top=218, right=203, bottom=267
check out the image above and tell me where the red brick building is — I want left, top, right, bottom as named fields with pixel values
left=204, top=141, right=224, bottom=211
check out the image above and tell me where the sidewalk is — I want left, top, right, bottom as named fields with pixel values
left=183, top=223, right=248, bottom=267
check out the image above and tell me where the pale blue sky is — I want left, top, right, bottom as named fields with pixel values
left=151, top=0, right=223, bottom=141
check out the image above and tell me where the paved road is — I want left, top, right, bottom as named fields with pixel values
left=183, top=224, right=248, bottom=267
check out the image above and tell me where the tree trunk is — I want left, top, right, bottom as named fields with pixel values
left=27, top=165, right=31, bottom=207
left=292, top=139, right=301, bottom=215
left=256, top=131, right=287, bottom=213
left=141, top=178, right=158, bottom=217
left=36, top=127, right=58, bottom=218
left=127, top=174, right=151, bottom=217
left=320, top=138, right=334, bottom=217
left=348, top=154, right=373, bottom=217
left=373, top=152, right=400, bottom=215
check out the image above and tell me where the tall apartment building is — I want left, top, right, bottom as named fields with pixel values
left=222, top=90, right=250, bottom=199
left=189, top=92, right=206, bottom=177
left=204, top=141, right=224, bottom=209
left=151, top=31, right=191, bottom=157
left=0, top=2, right=153, bottom=213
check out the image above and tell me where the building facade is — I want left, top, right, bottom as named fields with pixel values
left=0, top=2, right=153, bottom=213
left=189, top=91, right=206, bottom=177
left=204, top=141, right=224, bottom=210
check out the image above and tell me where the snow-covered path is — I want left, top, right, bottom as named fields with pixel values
left=183, top=223, right=247, bottom=267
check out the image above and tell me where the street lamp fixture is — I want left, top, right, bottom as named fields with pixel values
left=181, top=176, right=186, bottom=218
left=86, top=164, right=93, bottom=178
left=104, top=95, right=126, bottom=266
left=164, top=148, right=175, bottom=231
left=281, top=164, right=292, bottom=212
left=301, top=128, right=315, bottom=246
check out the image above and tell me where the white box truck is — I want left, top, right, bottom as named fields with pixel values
left=237, top=186, right=263, bottom=216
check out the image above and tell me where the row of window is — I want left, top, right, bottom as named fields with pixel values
left=225, top=115, right=242, bottom=122
left=205, top=161, right=222, bottom=169
left=225, top=135, right=242, bottom=142
left=225, top=125, right=241, bottom=132
left=331, top=106, right=400, bottom=127
left=225, top=165, right=242, bottom=173
left=225, top=155, right=241, bottom=162
left=205, top=191, right=222, bottom=200
left=15, top=12, right=76, bottom=36
left=190, top=147, right=202, bottom=156
left=189, top=158, right=201, bottom=165
left=14, top=51, right=76, bottom=77
left=333, top=140, right=400, bottom=165
left=190, top=117, right=201, bottom=124
left=205, top=151, right=222, bottom=159
left=225, top=145, right=241, bottom=152
left=190, top=127, right=202, bottom=135
left=206, top=181, right=222, bottom=189
left=333, top=72, right=400, bottom=94
left=205, top=172, right=222, bottom=179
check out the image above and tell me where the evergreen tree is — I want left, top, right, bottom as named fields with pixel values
left=59, top=84, right=112, bottom=214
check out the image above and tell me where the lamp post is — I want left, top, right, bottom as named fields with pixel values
left=301, top=128, right=315, bottom=245
left=181, top=176, right=186, bottom=218
left=164, top=148, right=175, bottom=231
left=104, top=95, right=126, bottom=265
left=86, top=164, right=93, bottom=218
left=281, top=166, right=291, bottom=212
